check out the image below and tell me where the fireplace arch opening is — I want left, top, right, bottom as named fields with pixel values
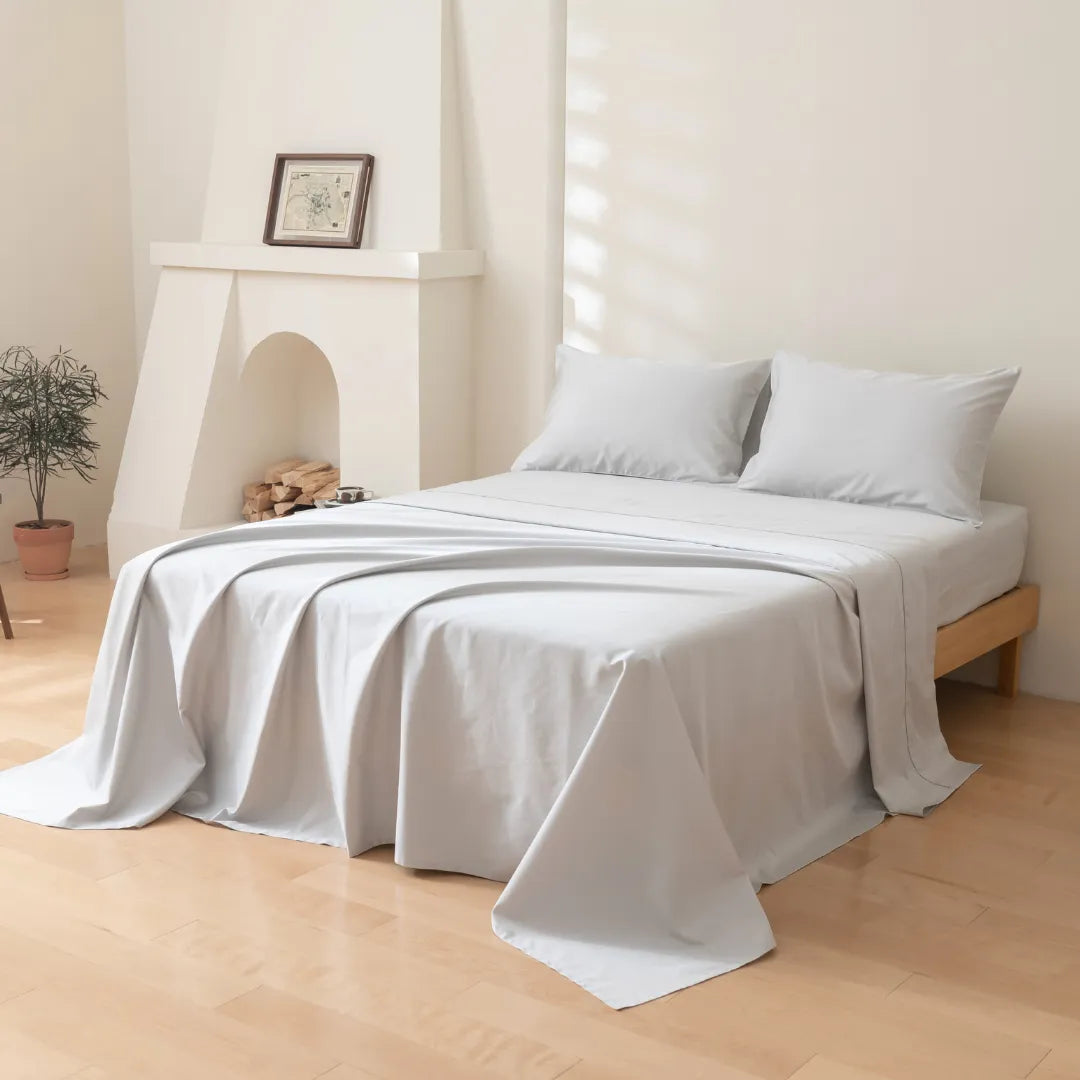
left=182, top=331, right=340, bottom=529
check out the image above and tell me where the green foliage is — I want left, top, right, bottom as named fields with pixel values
left=0, top=346, right=107, bottom=526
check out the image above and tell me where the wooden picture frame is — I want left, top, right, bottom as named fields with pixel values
left=263, top=153, right=374, bottom=248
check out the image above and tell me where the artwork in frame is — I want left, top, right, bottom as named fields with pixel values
left=263, top=154, right=375, bottom=248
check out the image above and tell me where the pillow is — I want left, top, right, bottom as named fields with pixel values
left=738, top=351, right=1019, bottom=523
left=512, top=345, right=771, bottom=483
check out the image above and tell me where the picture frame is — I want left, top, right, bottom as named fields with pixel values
left=262, top=153, right=375, bottom=248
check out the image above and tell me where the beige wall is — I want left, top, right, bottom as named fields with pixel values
left=0, top=0, right=135, bottom=562
left=562, top=0, right=1080, bottom=701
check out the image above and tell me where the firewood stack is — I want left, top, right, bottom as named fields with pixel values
left=242, top=458, right=340, bottom=522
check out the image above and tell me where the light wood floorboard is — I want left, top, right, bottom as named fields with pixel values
left=0, top=547, right=1077, bottom=1078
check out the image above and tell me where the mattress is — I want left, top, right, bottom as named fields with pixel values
left=444, top=471, right=1028, bottom=627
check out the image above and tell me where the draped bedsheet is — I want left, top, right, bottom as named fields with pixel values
left=0, top=472, right=977, bottom=1008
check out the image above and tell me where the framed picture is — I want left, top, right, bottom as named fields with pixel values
left=263, top=154, right=375, bottom=248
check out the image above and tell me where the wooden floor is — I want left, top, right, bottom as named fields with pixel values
left=1, top=549, right=1079, bottom=1080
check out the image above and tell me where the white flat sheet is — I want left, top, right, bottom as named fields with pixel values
left=457, top=471, right=1027, bottom=626
left=0, top=475, right=979, bottom=1008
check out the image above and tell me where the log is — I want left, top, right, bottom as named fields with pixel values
left=264, top=458, right=306, bottom=484
left=281, top=461, right=332, bottom=488
left=300, top=468, right=340, bottom=496
left=246, top=462, right=339, bottom=519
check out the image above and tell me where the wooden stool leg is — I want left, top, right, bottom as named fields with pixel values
left=997, top=636, right=1022, bottom=698
left=0, top=585, right=12, bottom=640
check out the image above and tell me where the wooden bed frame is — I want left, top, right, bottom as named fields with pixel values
left=0, top=584, right=11, bottom=641
left=934, top=584, right=1039, bottom=698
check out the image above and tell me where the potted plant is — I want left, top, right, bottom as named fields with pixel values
left=0, top=346, right=106, bottom=580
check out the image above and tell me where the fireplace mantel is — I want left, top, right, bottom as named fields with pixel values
left=150, top=242, right=484, bottom=281
left=108, top=241, right=483, bottom=575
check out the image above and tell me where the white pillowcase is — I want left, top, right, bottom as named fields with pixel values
left=738, top=352, right=1019, bottom=524
left=513, top=345, right=771, bottom=484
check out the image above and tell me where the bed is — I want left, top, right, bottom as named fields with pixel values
left=0, top=469, right=1035, bottom=1008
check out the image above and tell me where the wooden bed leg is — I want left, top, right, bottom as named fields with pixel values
left=997, top=636, right=1022, bottom=698
left=0, top=585, right=12, bottom=641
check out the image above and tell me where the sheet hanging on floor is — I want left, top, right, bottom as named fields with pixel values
left=0, top=481, right=975, bottom=1008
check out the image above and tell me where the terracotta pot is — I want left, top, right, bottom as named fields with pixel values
left=13, top=519, right=75, bottom=581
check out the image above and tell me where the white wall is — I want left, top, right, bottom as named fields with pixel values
left=124, top=0, right=225, bottom=359
left=455, top=0, right=567, bottom=476
left=0, top=0, right=135, bottom=562
left=123, top=0, right=467, bottom=360
left=563, top=0, right=1080, bottom=700
left=201, top=0, right=457, bottom=251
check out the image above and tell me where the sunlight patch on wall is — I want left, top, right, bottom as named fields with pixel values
left=567, top=80, right=607, bottom=116
left=567, top=26, right=607, bottom=61
left=564, top=3, right=714, bottom=361
left=565, top=183, right=608, bottom=225
left=564, top=231, right=606, bottom=278
left=564, top=281, right=606, bottom=332
left=566, top=133, right=609, bottom=170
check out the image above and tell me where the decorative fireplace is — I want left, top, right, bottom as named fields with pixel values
left=107, top=242, right=483, bottom=575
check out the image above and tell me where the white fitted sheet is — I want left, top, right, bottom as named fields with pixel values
left=935, top=501, right=1029, bottom=625
left=446, top=472, right=1028, bottom=627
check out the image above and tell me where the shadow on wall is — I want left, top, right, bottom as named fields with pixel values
left=183, top=331, right=340, bottom=528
